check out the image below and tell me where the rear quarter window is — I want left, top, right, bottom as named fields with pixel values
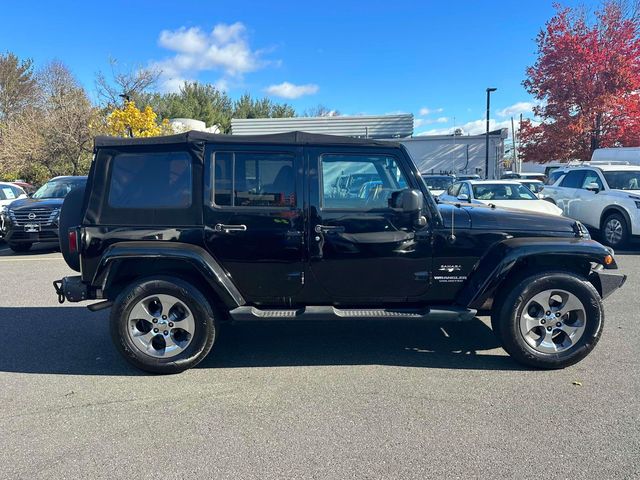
left=108, top=152, right=192, bottom=208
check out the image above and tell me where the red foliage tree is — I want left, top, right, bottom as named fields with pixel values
left=520, top=1, right=640, bottom=163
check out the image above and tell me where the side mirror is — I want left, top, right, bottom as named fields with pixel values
left=457, top=193, right=470, bottom=202
left=393, top=189, right=424, bottom=213
left=585, top=183, right=600, bottom=193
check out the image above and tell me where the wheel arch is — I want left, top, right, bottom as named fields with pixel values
left=93, top=241, right=245, bottom=312
left=456, top=237, right=615, bottom=310
left=599, top=205, right=632, bottom=232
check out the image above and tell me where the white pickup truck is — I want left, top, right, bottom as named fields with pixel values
left=542, top=164, right=640, bottom=248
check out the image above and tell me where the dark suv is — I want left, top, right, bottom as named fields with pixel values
left=5, top=176, right=87, bottom=252
left=54, top=131, right=626, bottom=374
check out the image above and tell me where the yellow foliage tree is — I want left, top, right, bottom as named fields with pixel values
left=106, top=100, right=171, bottom=137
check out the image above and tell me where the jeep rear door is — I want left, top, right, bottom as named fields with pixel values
left=203, top=145, right=305, bottom=300
left=306, top=146, right=432, bottom=302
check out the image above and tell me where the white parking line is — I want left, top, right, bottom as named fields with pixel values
left=0, top=257, right=63, bottom=262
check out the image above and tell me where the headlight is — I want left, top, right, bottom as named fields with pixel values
left=635, top=200, right=640, bottom=209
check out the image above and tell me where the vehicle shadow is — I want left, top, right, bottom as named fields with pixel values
left=0, top=243, right=59, bottom=256
left=0, top=307, right=525, bottom=376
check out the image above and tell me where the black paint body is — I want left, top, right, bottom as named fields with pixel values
left=65, top=131, right=619, bottom=311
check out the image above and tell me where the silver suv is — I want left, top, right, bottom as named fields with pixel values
left=543, top=164, right=640, bottom=247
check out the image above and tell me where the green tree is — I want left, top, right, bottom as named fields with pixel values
left=232, top=93, right=295, bottom=121
left=0, top=52, right=38, bottom=121
left=147, top=82, right=234, bottom=133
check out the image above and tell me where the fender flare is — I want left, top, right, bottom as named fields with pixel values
left=456, top=237, right=615, bottom=310
left=599, top=205, right=632, bottom=232
left=91, top=241, right=245, bottom=308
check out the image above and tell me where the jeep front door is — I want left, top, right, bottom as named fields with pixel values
left=307, top=148, right=432, bottom=302
left=203, top=145, right=305, bottom=299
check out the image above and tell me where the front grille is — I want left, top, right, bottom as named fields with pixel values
left=9, top=208, right=58, bottom=226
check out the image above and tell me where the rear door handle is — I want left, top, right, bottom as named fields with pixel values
left=315, top=224, right=345, bottom=234
left=214, top=223, right=247, bottom=233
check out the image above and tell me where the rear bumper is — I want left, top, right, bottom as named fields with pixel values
left=590, top=270, right=627, bottom=300
left=53, top=276, right=90, bottom=303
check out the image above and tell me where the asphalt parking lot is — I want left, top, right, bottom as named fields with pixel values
left=0, top=243, right=638, bottom=479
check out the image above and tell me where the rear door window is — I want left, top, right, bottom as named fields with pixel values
left=108, top=152, right=192, bottom=208
left=560, top=170, right=585, bottom=189
left=212, top=151, right=295, bottom=208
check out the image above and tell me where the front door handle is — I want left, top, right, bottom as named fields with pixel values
left=214, top=223, right=247, bottom=233
left=315, top=224, right=345, bottom=234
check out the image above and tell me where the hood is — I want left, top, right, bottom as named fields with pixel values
left=7, top=197, right=64, bottom=211
left=476, top=199, right=563, bottom=216
left=438, top=202, right=577, bottom=234
left=607, top=189, right=640, bottom=200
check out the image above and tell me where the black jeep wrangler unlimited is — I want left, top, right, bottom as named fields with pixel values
left=54, top=131, right=626, bottom=374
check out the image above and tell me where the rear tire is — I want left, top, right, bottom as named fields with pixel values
left=494, top=271, right=603, bottom=369
left=9, top=242, right=32, bottom=253
left=110, top=276, right=217, bottom=374
left=601, top=212, right=628, bottom=248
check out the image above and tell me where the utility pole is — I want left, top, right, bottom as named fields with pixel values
left=485, top=87, right=497, bottom=179
left=519, top=113, right=523, bottom=173
left=511, top=116, right=517, bottom=172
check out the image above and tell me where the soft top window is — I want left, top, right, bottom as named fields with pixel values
left=109, top=152, right=192, bottom=208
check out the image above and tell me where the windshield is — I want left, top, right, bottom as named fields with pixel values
left=473, top=183, right=538, bottom=200
left=423, top=177, right=453, bottom=190
left=603, top=171, right=640, bottom=190
left=32, top=179, right=86, bottom=199
left=521, top=181, right=543, bottom=193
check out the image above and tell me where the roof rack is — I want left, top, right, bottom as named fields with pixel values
left=559, top=160, right=630, bottom=169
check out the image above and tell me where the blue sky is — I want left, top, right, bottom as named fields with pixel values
left=1, top=0, right=596, bottom=135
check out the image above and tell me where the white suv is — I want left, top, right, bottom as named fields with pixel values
left=543, top=164, right=640, bottom=247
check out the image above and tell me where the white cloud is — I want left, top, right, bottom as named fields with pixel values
left=436, top=117, right=449, bottom=123
left=265, top=82, right=319, bottom=99
left=417, top=117, right=540, bottom=138
left=154, top=22, right=270, bottom=92
left=159, top=27, right=208, bottom=54
left=496, top=101, right=536, bottom=118
left=419, top=107, right=444, bottom=116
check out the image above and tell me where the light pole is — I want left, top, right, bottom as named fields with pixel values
left=485, top=87, right=497, bottom=179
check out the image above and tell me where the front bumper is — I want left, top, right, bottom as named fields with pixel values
left=5, top=224, right=59, bottom=244
left=590, top=270, right=627, bottom=299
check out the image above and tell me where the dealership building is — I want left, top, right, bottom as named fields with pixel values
left=230, top=114, right=508, bottom=179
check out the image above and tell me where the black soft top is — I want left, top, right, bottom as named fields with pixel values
left=94, top=131, right=400, bottom=149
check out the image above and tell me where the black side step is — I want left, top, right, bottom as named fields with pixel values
left=229, top=306, right=477, bottom=322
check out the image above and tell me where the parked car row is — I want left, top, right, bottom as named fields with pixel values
left=542, top=163, right=640, bottom=248
left=438, top=180, right=563, bottom=216
left=0, top=176, right=87, bottom=252
left=0, top=181, right=29, bottom=240
left=421, top=162, right=640, bottom=249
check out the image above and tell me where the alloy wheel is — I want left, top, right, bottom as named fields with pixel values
left=127, top=294, right=195, bottom=358
left=519, top=289, right=586, bottom=354
left=604, top=218, right=623, bottom=246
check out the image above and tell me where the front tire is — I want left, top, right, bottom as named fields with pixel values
left=601, top=212, right=628, bottom=248
left=110, top=277, right=216, bottom=374
left=494, top=272, right=603, bottom=369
